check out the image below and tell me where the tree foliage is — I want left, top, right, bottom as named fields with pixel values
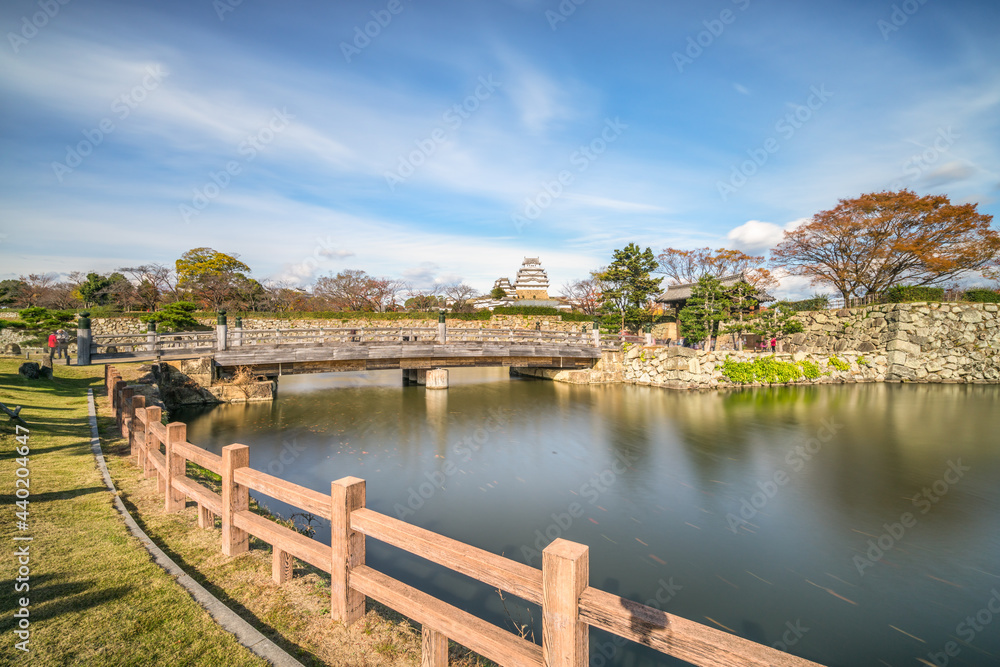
left=771, top=190, right=999, bottom=300
left=559, top=274, right=604, bottom=315
left=657, top=247, right=773, bottom=286
left=678, top=276, right=731, bottom=347
left=597, top=244, right=661, bottom=332
left=748, top=303, right=804, bottom=341
left=443, top=283, right=480, bottom=312
left=176, top=247, right=254, bottom=310
left=140, top=301, right=201, bottom=332
left=314, top=269, right=405, bottom=312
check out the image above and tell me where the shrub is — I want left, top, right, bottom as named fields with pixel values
left=962, top=288, right=1000, bottom=303
left=781, top=294, right=830, bottom=311
left=798, top=360, right=821, bottom=379
left=885, top=285, right=945, bottom=303
left=827, top=356, right=850, bottom=371
left=857, top=355, right=870, bottom=366
left=721, top=356, right=805, bottom=384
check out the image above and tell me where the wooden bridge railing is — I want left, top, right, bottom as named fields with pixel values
left=105, top=365, right=822, bottom=667
left=89, top=325, right=605, bottom=360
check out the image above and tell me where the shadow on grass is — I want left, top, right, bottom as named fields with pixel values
left=115, top=492, right=326, bottom=667
left=4, top=486, right=108, bottom=504
left=0, top=575, right=133, bottom=630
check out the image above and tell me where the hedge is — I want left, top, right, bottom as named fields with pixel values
left=885, top=286, right=945, bottom=303
left=962, top=288, right=1000, bottom=303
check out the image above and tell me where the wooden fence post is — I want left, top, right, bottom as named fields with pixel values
left=165, top=422, right=187, bottom=512
left=272, top=547, right=294, bottom=584
left=113, top=380, right=125, bottom=425
left=143, top=406, right=162, bottom=480
left=542, top=539, right=589, bottom=667
left=421, top=627, right=448, bottom=667
left=198, top=504, right=215, bottom=530
left=129, top=395, right=145, bottom=460
left=120, top=387, right=134, bottom=438
left=221, top=444, right=249, bottom=556
left=331, top=476, right=366, bottom=625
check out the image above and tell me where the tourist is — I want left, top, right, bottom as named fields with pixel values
left=48, top=331, right=58, bottom=360
left=770, top=337, right=777, bottom=353
left=56, top=329, right=69, bottom=360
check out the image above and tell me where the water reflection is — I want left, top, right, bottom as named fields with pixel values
left=173, top=370, right=1000, bottom=666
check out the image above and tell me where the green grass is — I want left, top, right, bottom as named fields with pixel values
left=0, top=358, right=502, bottom=666
left=0, top=358, right=268, bottom=667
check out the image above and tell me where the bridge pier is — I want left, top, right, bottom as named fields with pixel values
left=426, top=368, right=448, bottom=389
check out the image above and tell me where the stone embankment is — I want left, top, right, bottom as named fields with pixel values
left=87, top=314, right=591, bottom=335
left=617, top=302, right=999, bottom=389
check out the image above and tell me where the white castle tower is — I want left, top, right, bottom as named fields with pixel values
left=512, top=257, right=550, bottom=300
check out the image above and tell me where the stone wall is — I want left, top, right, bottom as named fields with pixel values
left=616, top=302, right=1000, bottom=388
left=87, top=314, right=592, bottom=336
left=621, top=347, right=886, bottom=389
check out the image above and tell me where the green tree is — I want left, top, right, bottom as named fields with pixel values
left=0, top=279, right=25, bottom=306
left=719, top=280, right=764, bottom=350
left=597, top=243, right=662, bottom=332
left=678, top=275, right=731, bottom=349
left=140, top=301, right=201, bottom=332
left=176, top=247, right=253, bottom=310
left=490, top=286, right=507, bottom=300
left=748, top=303, right=804, bottom=344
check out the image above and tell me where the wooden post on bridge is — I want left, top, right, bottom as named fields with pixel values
left=543, top=539, right=589, bottom=667
left=331, top=476, right=366, bottom=625
left=216, top=310, right=228, bottom=351
left=437, top=310, right=446, bottom=344
left=76, top=312, right=91, bottom=365
left=221, top=444, right=249, bottom=556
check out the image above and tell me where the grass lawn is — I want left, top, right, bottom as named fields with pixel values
left=1, top=357, right=496, bottom=666
left=0, top=358, right=268, bottom=666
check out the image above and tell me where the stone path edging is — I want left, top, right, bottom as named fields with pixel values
left=86, top=389, right=305, bottom=667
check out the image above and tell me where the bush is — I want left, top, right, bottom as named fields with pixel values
left=721, top=356, right=805, bottom=384
left=781, top=294, right=830, bottom=311
left=799, top=360, right=821, bottom=379
left=827, top=356, right=850, bottom=371
left=885, top=285, right=945, bottom=303
left=962, top=288, right=1000, bottom=303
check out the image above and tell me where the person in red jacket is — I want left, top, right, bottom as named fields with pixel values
left=48, top=332, right=58, bottom=360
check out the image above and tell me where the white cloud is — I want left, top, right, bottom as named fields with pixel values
left=725, top=218, right=807, bottom=254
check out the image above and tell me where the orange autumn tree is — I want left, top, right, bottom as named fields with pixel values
left=771, top=190, right=999, bottom=300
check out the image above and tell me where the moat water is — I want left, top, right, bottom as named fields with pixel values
left=173, top=369, right=1000, bottom=666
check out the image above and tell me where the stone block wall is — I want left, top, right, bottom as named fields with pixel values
left=617, top=302, right=1000, bottom=388
left=621, top=346, right=886, bottom=389
left=87, top=314, right=591, bottom=335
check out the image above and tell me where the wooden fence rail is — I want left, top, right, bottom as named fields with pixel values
left=106, top=366, right=823, bottom=667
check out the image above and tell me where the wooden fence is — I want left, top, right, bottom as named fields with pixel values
left=104, top=365, right=824, bottom=667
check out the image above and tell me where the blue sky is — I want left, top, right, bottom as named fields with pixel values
left=1, top=0, right=998, bottom=298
